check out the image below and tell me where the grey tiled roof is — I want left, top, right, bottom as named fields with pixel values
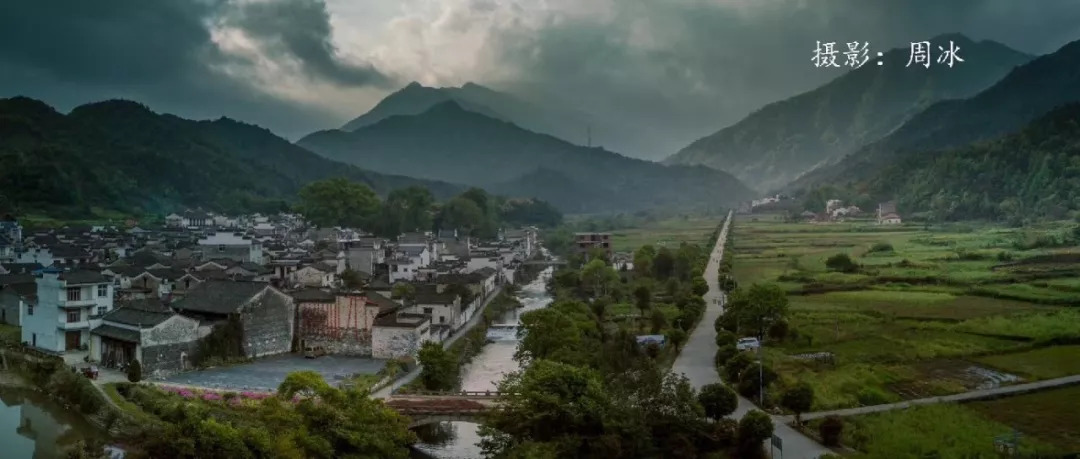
left=103, top=299, right=174, bottom=327
left=364, top=291, right=399, bottom=314
left=91, top=324, right=141, bottom=342
left=171, top=280, right=270, bottom=315
left=291, top=288, right=335, bottom=302
left=59, top=270, right=108, bottom=285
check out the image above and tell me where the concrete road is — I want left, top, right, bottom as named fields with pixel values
left=671, top=211, right=832, bottom=459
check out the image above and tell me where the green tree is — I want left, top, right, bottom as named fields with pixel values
left=515, top=309, right=585, bottom=365
left=340, top=268, right=364, bottom=290
left=295, top=178, right=381, bottom=229
left=650, top=308, right=667, bottom=334
left=723, top=352, right=753, bottom=383
left=698, top=383, right=738, bottom=420
left=819, top=415, right=844, bottom=447
left=581, top=259, right=618, bottom=298
left=417, top=341, right=459, bottom=391
left=480, top=360, right=613, bottom=458
left=652, top=248, right=676, bottom=280
left=392, top=283, right=416, bottom=307
left=728, top=284, right=790, bottom=339
left=666, top=328, right=687, bottom=352
left=737, top=410, right=774, bottom=457
left=440, top=196, right=486, bottom=236
left=780, top=382, right=815, bottom=425
left=633, top=284, right=652, bottom=322
left=127, top=359, right=142, bottom=383
left=633, top=245, right=655, bottom=277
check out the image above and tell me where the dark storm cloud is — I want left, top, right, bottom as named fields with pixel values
left=0, top=0, right=387, bottom=139
left=219, top=0, right=390, bottom=87
left=489, top=0, right=1080, bottom=156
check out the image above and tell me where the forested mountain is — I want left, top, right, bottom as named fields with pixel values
left=336, top=81, right=669, bottom=160
left=790, top=37, right=1080, bottom=192
left=0, top=97, right=461, bottom=218
left=666, top=34, right=1031, bottom=192
left=862, top=103, right=1080, bottom=222
left=299, top=101, right=755, bottom=213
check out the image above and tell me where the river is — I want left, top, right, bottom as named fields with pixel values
left=0, top=386, right=98, bottom=459
left=411, top=266, right=554, bottom=458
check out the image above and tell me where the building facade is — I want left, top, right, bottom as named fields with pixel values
left=22, top=268, right=114, bottom=353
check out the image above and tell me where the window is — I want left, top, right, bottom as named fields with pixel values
left=440, top=316, right=446, bottom=324
left=97, top=284, right=108, bottom=297
left=97, top=306, right=107, bottom=316
left=27, top=304, right=33, bottom=316
left=67, top=310, right=80, bottom=323
left=66, top=287, right=81, bottom=302
left=423, top=307, right=433, bottom=315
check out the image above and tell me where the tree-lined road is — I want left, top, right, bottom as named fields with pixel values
left=671, top=211, right=832, bottom=459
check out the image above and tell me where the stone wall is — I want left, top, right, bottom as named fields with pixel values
left=142, top=340, right=199, bottom=378
left=306, top=338, right=372, bottom=356
left=140, top=315, right=206, bottom=378
left=372, top=327, right=427, bottom=359
left=240, top=289, right=295, bottom=358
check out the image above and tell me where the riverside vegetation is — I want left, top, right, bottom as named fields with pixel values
left=721, top=212, right=1080, bottom=456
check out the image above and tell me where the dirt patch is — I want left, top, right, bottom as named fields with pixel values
left=889, top=360, right=1022, bottom=399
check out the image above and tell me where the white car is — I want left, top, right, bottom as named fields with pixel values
left=736, top=337, right=760, bottom=351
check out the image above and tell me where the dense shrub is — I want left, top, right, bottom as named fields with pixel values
left=825, top=253, right=858, bottom=273
left=715, top=345, right=738, bottom=369
left=856, top=387, right=890, bottom=406
left=767, top=320, right=790, bottom=341
left=723, top=352, right=754, bottom=383
left=715, top=330, right=737, bottom=348
left=698, top=383, right=738, bottom=420
left=127, top=359, right=143, bottom=383
left=780, top=382, right=814, bottom=423
left=867, top=242, right=893, bottom=254
left=736, top=363, right=777, bottom=401
left=819, top=415, right=844, bottom=446
left=737, top=410, right=774, bottom=458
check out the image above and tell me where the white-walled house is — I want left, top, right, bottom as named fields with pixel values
left=90, top=299, right=210, bottom=377
left=197, top=232, right=264, bottom=264
left=389, top=257, right=419, bottom=283
left=22, top=268, right=114, bottom=353
left=371, top=312, right=431, bottom=359
left=289, top=262, right=338, bottom=288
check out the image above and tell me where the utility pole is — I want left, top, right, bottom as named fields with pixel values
left=758, top=343, right=764, bottom=405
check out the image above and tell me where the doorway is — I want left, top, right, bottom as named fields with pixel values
left=65, top=331, right=81, bottom=350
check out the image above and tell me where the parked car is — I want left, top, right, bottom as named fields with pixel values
left=736, top=337, right=760, bottom=351
left=303, top=346, right=327, bottom=359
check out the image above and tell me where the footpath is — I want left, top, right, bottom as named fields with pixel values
left=670, top=211, right=833, bottom=459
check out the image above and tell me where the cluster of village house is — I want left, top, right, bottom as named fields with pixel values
left=0, top=211, right=538, bottom=379
left=744, top=195, right=902, bottom=225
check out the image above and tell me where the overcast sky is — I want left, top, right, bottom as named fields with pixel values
left=2, top=0, right=1079, bottom=151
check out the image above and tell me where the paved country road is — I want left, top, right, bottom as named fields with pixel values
left=671, top=211, right=832, bottom=459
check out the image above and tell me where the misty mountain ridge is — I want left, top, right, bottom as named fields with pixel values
left=335, top=80, right=682, bottom=160
left=789, top=36, right=1080, bottom=192
left=0, top=96, right=462, bottom=217
left=299, top=101, right=755, bottom=213
left=665, top=33, right=1032, bottom=192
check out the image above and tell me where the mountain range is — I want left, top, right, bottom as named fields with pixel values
left=665, top=34, right=1033, bottom=192
left=299, top=101, right=756, bottom=214
left=0, top=97, right=461, bottom=218
left=789, top=37, right=1080, bottom=193
left=337, top=81, right=671, bottom=160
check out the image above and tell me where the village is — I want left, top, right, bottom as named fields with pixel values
left=0, top=210, right=540, bottom=390
left=744, top=195, right=904, bottom=225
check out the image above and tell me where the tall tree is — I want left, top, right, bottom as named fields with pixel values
left=295, top=178, right=381, bottom=229
left=440, top=196, right=486, bottom=236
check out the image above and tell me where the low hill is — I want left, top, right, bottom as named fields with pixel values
left=0, top=97, right=461, bottom=218
left=299, top=102, right=754, bottom=213
left=667, top=34, right=1031, bottom=192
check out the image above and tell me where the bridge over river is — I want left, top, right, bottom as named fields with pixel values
left=385, top=391, right=510, bottom=428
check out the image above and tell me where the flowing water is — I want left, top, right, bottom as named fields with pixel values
left=412, top=266, right=554, bottom=458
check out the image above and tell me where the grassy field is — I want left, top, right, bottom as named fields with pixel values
left=607, top=215, right=724, bottom=252
left=0, top=324, right=19, bottom=344
left=835, top=404, right=1063, bottom=458
left=731, top=213, right=1080, bottom=411
left=968, top=384, right=1080, bottom=452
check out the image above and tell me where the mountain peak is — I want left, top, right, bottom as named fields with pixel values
left=403, top=81, right=425, bottom=90
left=425, top=100, right=468, bottom=114
left=927, top=32, right=974, bottom=45
left=70, top=99, right=154, bottom=118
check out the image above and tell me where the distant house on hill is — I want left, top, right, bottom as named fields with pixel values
left=877, top=202, right=902, bottom=225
